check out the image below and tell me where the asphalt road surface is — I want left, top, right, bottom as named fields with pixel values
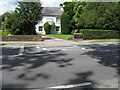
left=1, top=42, right=119, bottom=89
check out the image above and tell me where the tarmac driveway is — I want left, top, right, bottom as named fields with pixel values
left=1, top=42, right=119, bottom=89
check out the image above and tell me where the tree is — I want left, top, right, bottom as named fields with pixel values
left=63, top=2, right=77, bottom=32
left=15, top=0, right=43, bottom=35
left=2, top=12, right=22, bottom=34
left=60, top=13, right=71, bottom=34
left=73, top=2, right=120, bottom=30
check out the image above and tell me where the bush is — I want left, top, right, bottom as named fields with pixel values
left=50, top=22, right=55, bottom=34
left=1, top=31, right=10, bottom=36
left=44, top=22, right=51, bottom=34
left=80, top=29, right=119, bottom=40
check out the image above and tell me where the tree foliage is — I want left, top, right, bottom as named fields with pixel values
left=73, top=2, right=120, bottom=30
left=63, top=2, right=120, bottom=32
left=2, top=0, right=43, bottom=35
left=15, top=0, right=43, bottom=35
left=63, top=2, right=77, bottom=32
left=2, top=12, right=21, bottom=34
left=60, top=13, right=71, bottom=34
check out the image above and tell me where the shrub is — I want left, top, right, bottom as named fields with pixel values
left=44, top=22, right=51, bottom=34
left=50, top=22, right=55, bottom=34
left=80, top=29, right=119, bottom=39
left=2, top=31, right=10, bottom=36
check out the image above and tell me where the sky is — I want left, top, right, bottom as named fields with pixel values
left=0, top=0, right=72, bottom=15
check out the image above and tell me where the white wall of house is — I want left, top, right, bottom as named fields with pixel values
left=35, top=16, right=61, bottom=34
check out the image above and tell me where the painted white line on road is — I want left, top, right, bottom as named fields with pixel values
left=49, top=82, right=92, bottom=89
left=18, top=46, right=24, bottom=55
left=62, top=49, right=67, bottom=51
left=42, top=48, right=47, bottom=50
left=81, top=48, right=86, bottom=50
left=36, top=46, right=40, bottom=49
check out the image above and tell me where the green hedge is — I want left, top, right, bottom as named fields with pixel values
left=80, top=30, right=120, bottom=39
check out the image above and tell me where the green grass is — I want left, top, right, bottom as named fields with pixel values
left=45, top=34, right=73, bottom=40
left=2, top=43, right=38, bottom=45
left=89, top=39, right=120, bottom=43
left=0, top=31, right=10, bottom=36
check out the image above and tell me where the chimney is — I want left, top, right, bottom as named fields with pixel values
left=59, top=4, right=64, bottom=11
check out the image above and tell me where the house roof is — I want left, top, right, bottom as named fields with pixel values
left=42, top=7, right=63, bottom=16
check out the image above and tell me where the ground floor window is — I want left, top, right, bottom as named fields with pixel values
left=39, top=26, right=42, bottom=31
left=56, top=26, right=59, bottom=31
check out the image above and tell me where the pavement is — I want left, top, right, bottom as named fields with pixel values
left=0, top=36, right=119, bottom=89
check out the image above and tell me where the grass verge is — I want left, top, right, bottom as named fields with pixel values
left=89, top=39, right=120, bottom=43
left=44, top=34, right=73, bottom=40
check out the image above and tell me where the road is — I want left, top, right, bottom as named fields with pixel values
left=1, top=42, right=119, bottom=89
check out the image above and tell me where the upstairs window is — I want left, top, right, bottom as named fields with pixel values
left=46, top=18, right=53, bottom=23
left=56, top=17, right=60, bottom=23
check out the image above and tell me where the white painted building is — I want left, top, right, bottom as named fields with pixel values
left=35, top=7, right=63, bottom=34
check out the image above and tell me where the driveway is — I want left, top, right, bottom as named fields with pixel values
left=1, top=41, right=119, bottom=89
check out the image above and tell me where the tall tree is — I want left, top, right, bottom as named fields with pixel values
left=63, top=2, right=77, bottom=32
left=60, top=13, right=71, bottom=34
left=15, top=0, right=43, bottom=35
left=73, top=2, right=120, bottom=30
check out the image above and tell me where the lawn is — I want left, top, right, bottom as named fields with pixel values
left=45, top=34, right=73, bottom=40
left=89, top=39, right=120, bottom=43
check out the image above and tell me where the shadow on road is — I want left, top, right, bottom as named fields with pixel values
left=81, top=43, right=120, bottom=75
left=2, top=47, right=73, bottom=89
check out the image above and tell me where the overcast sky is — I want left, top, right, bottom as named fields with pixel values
left=0, top=0, right=72, bottom=15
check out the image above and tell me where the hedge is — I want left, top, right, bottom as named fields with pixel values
left=80, top=29, right=120, bottom=40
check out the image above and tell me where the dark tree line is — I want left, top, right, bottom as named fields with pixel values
left=61, top=2, right=120, bottom=34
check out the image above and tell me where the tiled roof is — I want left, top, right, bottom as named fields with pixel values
left=42, top=7, right=63, bottom=16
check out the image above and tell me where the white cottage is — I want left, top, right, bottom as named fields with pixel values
left=35, top=7, right=63, bottom=34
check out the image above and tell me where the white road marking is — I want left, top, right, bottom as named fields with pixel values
left=62, top=49, right=67, bottom=51
left=81, top=48, right=86, bottom=50
left=49, top=82, right=92, bottom=89
left=18, top=46, right=24, bottom=55
left=42, top=48, right=47, bottom=50
left=36, top=46, right=40, bottom=49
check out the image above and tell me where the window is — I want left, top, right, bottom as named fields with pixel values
left=46, top=18, right=53, bottom=22
left=56, top=17, right=60, bottom=23
left=39, top=26, right=42, bottom=31
left=56, top=27, right=59, bottom=31
left=46, top=18, right=53, bottom=24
